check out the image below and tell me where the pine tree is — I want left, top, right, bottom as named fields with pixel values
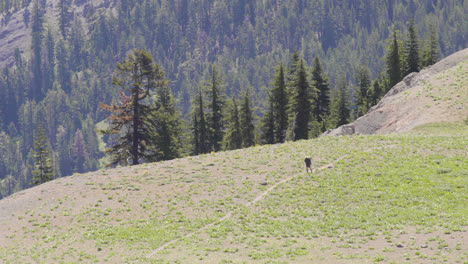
left=56, top=39, right=71, bottom=92
left=69, top=17, right=86, bottom=71
left=355, top=65, right=371, bottom=118
left=57, top=0, right=72, bottom=38
left=260, top=97, right=275, bottom=145
left=56, top=125, right=72, bottom=177
left=43, top=29, right=55, bottom=94
left=271, top=63, right=288, bottom=143
left=99, top=49, right=165, bottom=166
left=31, top=0, right=44, bottom=101
left=329, top=73, right=351, bottom=128
left=31, top=122, right=55, bottom=186
left=224, top=97, right=242, bottom=150
left=286, top=50, right=300, bottom=96
left=177, top=0, right=189, bottom=31
left=386, top=26, right=402, bottom=89
left=290, top=59, right=314, bottom=140
left=311, top=56, right=330, bottom=126
left=404, top=19, right=420, bottom=75
left=147, top=81, right=183, bottom=161
left=72, top=129, right=87, bottom=173
left=240, top=89, right=255, bottom=147
left=206, top=65, right=225, bottom=152
left=422, top=23, right=440, bottom=67
left=369, top=75, right=384, bottom=107
left=336, top=74, right=351, bottom=127
left=192, top=89, right=209, bottom=155
left=192, top=112, right=200, bottom=155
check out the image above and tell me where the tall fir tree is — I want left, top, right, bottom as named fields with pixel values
left=336, top=74, right=351, bottom=127
left=31, top=121, right=55, bottom=186
left=192, top=112, right=200, bottom=155
left=328, top=82, right=340, bottom=129
left=57, top=0, right=72, bottom=38
left=240, top=88, right=255, bottom=148
left=368, top=74, right=385, bottom=107
left=289, top=59, right=314, bottom=140
left=71, top=129, right=87, bottom=173
left=192, top=89, right=209, bottom=155
left=355, top=65, right=371, bottom=118
left=99, top=49, right=165, bottom=166
left=56, top=39, right=71, bottom=92
left=311, top=56, right=330, bottom=126
left=260, top=97, right=275, bottom=145
left=386, top=26, right=402, bottom=89
left=422, top=23, right=440, bottom=67
left=147, top=80, right=183, bottom=161
left=177, top=0, right=189, bottom=31
left=69, top=17, right=86, bottom=71
left=404, top=19, right=420, bottom=75
left=224, top=97, right=242, bottom=150
left=286, top=50, right=301, bottom=98
left=206, top=65, right=225, bottom=152
left=31, top=0, right=44, bottom=101
left=271, top=63, right=288, bottom=143
left=43, top=29, right=55, bottom=94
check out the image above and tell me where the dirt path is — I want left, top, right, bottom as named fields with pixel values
left=146, top=157, right=345, bottom=258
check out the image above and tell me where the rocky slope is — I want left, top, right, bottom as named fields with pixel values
left=324, top=48, right=468, bottom=136
left=0, top=8, right=31, bottom=67
left=0, top=0, right=106, bottom=68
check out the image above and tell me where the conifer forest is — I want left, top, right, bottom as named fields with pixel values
left=0, top=0, right=467, bottom=197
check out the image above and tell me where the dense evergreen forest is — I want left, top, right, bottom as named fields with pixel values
left=0, top=0, right=466, bottom=198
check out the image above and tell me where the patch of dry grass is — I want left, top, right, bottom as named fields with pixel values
left=0, top=125, right=467, bottom=263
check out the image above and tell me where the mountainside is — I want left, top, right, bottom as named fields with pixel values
left=1, top=2, right=467, bottom=262
left=0, top=122, right=467, bottom=263
left=1, top=0, right=466, bottom=82
left=324, top=48, right=468, bottom=136
left=0, top=0, right=467, bottom=198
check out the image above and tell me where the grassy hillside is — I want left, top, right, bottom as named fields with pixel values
left=0, top=123, right=467, bottom=263
left=1, top=0, right=467, bottom=198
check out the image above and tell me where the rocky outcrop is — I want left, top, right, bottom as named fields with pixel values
left=324, top=124, right=355, bottom=136
left=0, top=0, right=108, bottom=68
left=0, top=8, right=31, bottom=68
left=323, top=48, right=468, bottom=136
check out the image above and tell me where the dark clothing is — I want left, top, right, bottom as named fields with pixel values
left=304, top=158, right=312, bottom=172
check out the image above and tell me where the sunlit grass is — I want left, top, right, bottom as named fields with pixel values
left=1, top=123, right=467, bottom=263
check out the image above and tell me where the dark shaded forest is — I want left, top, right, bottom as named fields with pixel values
left=0, top=0, right=466, bottom=198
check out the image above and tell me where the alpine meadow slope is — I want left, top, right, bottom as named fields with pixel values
left=0, top=1, right=468, bottom=263
left=0, top=56, right=467, bottom=262
left=1, top=0, right=468, bottom=198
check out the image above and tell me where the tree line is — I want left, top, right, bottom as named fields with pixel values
left=99, top=49, right=344, bottom=166
left=3, top=18, right=442, bottom=194
left=92, top=16, right=440, bottom=170
left=0, top=0, right=455, bottom=197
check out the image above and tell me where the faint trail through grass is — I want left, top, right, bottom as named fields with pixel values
left=146, top=155, right=347, bottom=258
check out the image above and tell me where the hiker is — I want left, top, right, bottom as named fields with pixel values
left=304, top=157, right=312, bottom=173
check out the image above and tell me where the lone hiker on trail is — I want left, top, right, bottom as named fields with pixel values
left=304, top=157, right=312, bottom=173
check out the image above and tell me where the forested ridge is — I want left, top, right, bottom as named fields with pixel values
left=0, top=0, right=466, bottom=198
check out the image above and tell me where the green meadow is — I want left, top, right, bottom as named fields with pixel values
left=1, top=123, right=467, bottom=263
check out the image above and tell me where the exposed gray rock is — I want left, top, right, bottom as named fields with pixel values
left=0, top=8, right=31, bottom=68
left=0, top=0, right=107, bottom=68
left=323, top=48, right=468, bottom=136
left=323, top=124, right=355, bottom=136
